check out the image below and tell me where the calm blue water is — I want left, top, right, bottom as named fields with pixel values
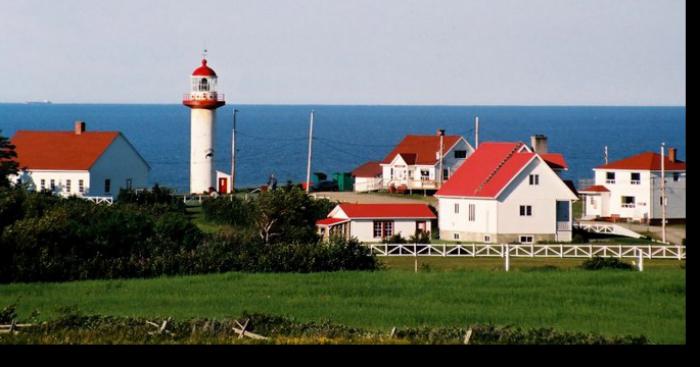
left=0, top=104, right=685, bottom=192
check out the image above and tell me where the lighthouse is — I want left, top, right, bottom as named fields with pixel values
left=183, top=57, right=225, bottom=194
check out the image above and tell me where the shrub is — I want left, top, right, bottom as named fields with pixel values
left=408, top=230, right=431, bottom=244
left=580, top=256, right=634, bottom=270
left=383, top=234, right=407, bottom=244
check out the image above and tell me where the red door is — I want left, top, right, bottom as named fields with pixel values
left=218, top=177, right=228, bottom=194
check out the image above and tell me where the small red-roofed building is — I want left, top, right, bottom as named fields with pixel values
left=351, top=161, right=382, bottom=192
left=379, top=130, right=474, bottom=192
left=435, top=141, right=578, bottom=243
left=580, top=149, right=685, bottom=223
left=9, top=121, right=150, bottom=198
left=315, top=203, right=436, bottom=242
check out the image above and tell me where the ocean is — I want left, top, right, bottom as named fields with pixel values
left=0, top=104, right=686, bottom=193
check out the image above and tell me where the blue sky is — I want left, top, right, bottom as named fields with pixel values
left=0, top=0, right=685, bottom=105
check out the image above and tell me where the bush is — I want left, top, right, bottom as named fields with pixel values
left=382, top=234, right=407, bottom=244
left=408, top=231, right=431, bottom=244
left=580, top=256, right=634, bottom=271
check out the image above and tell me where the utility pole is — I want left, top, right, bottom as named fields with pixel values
left=231, top=109, right=238, bottom=193
left=604, top=145, right=608, bottom=165
left=661, top=142, right=666, bottom=244
left=474, top=116, right=479, bottom=149
left=305, top=111, right=315, bottom=194
left=438, top=129, right=445, bottom=188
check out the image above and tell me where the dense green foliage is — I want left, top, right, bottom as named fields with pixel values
left=0, top=133, right=19, bottom=188
left=581, top=256, right=634, bottom=270
left=0, top=186, right=377, bottom=283
left=0, top=308, right=648, bottom=344
left=0, top=269, right=685, bottom=343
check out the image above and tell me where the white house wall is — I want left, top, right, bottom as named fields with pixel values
left=438, top=197, right=498, bottom=241
left=650, top=171, right=686, bottom=219
left=12, top=170, right=90, bottom=197
left=349, top=219, right=427, bottom=242
left=89, top=135, right=150, bottom=197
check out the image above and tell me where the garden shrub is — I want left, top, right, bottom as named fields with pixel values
left=580, top=256, right=634, bottom=270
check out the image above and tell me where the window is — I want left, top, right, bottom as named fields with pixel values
left=454, top=150, right=467, bottom=159
left=40, top=179, right=45, bottom=190
left=443, top=169, right=449, bottom=181
left=454, top=203, right=459, bottom=214
left=606, top=172, right=615, bottom=184
left=126, top=178, right=133, bottom=189
left=66, top=179, right=71, bottom=193
left=453, top=233, right=460, bottom=240
left=529, top=174, right=539, bottom=185
left=630, top=172, right=640, bottom=185
left=519, top=205, right=532, bottom=216
left=50, top=179, right=55, bottom=191
left=468, top=204, right=476, bottom=222
left=373, top=221, right=393, bottom=238
left=104, top=179, right=111, bottom=193
left=78, top=179, right=84, bottom=193
left=198, top=78, right=209, bottom=91
left=621, top=196, right=635, bottom=208
left=519, top=235, right=534, bottom=244
left=420, top=169, right=430, bottom=181
left=673, top=172, right=681, bottom=182
left=390, top=168, right=394, bottom=179
left=484, top=235, right=491, bottom=243
left=590, top=196, right=597, bottom=209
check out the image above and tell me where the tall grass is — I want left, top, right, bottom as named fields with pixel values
left=0, top=268, right=685, bottom=344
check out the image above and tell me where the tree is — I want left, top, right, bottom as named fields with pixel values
left=0, top=133, right=19, bottom=188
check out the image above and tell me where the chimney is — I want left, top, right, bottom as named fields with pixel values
left=668, top=147, right=677, bottom=162
left=436, top=129, right=445, bottom=136
left=75, top=121, right=86, bottom=135
left=530, top=134, right=548, bottom=154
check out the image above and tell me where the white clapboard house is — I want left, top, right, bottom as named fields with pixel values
left=377, top=130, right=474, bottom=192
left=435, top=141, right=578, bottom=243
left=316, top=203, right=437, bottom=242
left=9, top=121, right=150, bottom=198
left=579, top=149, right=685, bottom=224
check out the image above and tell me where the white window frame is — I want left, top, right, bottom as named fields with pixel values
left=453, top=233, right=460, bottom=240
left=630, top=172, right=640, bottom=185
left=519, top=235, right=534, bottom=244
left=621, top=196, right=635, bottom=208
left=519, top=205, right=532, bottom=217
left=454, top=203, right=459, bottom=214
left=606, top=172, right=615, bottom=184
left=468, top=204, right=476, bottom=222
left=529, top=174, right=539, bottom=185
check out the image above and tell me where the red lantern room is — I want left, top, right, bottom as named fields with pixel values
left=183, top=58, right=226, bottom=109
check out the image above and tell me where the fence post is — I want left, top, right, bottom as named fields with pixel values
left=414, top=243, right=418, bottom=273
left=504, top=244, right=510, bottom=272
left=678, top=245, right=682, bottom=261
left=637, top=248, right=644, bottom=272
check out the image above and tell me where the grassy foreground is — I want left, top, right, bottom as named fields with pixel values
left=0, top=263, right=685, bottom=344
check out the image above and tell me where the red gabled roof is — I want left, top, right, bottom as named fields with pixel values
left=351, top=161, right=382, bottom=178
left=338, top=203, right=436, bottom=219
left=580, top=185, right=609, bottom=193
left=596, top=152, right=685, bottom=171
left=316, top=218, right=350, bottom=226
left=192, top=59, right=217, bottom=77
left=435, top=142, right=537, bottom=198
left=541, top=153, right=568, bottom=170
left=381, top=135, right=462, bottom=165
left=11, top=131, right=119, bottom=170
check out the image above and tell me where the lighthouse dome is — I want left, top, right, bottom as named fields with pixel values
left=192, top=59, right=217, bottom=77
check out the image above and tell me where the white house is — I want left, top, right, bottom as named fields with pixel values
left=351, top=161, right=382, bottom=192
left=316, top=203, right=437, bottom=242
left=435, top=142, right=578, bottom=243
left=579, top=149, right=685, bottom=224
left=9, top=121, right=150, bottom=198
left=378, top=130, right=474, bottom=192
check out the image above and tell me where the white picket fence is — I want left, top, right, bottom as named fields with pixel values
left=366, top=243, right=685, bottom=260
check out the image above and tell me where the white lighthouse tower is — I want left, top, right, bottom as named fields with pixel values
left=183, top=57, right=225, bottom=194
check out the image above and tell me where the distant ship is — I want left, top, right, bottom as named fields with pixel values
left=26, top=100, right=52, bottom=104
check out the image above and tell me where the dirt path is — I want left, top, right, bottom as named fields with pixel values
left=616, top=223, right=686, bottom=245
left=310, top=191, right=436, bottom=205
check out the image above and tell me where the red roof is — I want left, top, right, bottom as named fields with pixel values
left=316, top=218, right=349, bottom=226
left=381, top=135, right=462, bottom=165
left=192, top=59, right=217, bottom=77
left=338, top=203, right=436, bottom=219
left=351, top=161, right=382, bottom=178
left=596, top=152, right=685, bottom=171
left=580, top=185, right=610, bottom=193
left=435, top=142, right=536, bottom=198
left=11, top=130, right=119, bottom=170
left=541, top=153, right=568, bottom=170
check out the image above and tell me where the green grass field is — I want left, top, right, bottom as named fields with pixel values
left=0, top=261, right=685, bottom=344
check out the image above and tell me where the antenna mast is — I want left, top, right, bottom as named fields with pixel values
left=305, top=111, right=315, bottom=194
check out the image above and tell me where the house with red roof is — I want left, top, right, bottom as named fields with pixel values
left=8, top=121, right=150, bottom=198
left=378, top=130, right=474, bottom=192
left=351, top=161, right=383, bottom=192
left=579, top=149, right=685, bottom=223
left=434, top=141, right=578, bottom=243
left=315, top=203, right=436, bottom=242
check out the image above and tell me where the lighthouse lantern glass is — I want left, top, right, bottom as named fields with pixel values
left=190, top=76, right=218, bottom=100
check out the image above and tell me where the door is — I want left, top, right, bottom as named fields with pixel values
left=218, top=177, right=228, bottom=194
left=556, top=201, right=570, bottom=231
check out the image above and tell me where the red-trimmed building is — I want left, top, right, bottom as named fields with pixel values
left=378, top=130, right=474, bottom=192
left=579, top=149, right=685, bottom=223
left=9, top=121, right=150, bottom=198
left=316, top=203, right=436, bottom=242
left=351, top=161, right=382, bottom=192
left=435, top=141, right=578, bottom=243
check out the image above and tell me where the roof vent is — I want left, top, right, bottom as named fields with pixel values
left=74, top=121, right=86, bottom=135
